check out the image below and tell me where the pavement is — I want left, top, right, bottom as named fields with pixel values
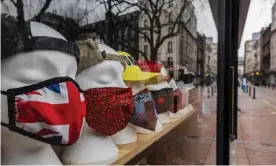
left=203, top=85, right=276, bottom=165
left=146, top=85, right=276, bottom=165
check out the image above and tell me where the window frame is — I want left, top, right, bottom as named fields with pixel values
left=168, top=41, right=173, bottom=53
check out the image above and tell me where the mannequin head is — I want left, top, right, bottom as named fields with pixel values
left=168, top=78, right=178, bottom=91
left=145, top=62, right=171, bottom=91
left=119, top=56, right=163, bottom=133
left=62, top=42, right=126, bottom=164
left=136, top=61, right=172, bottom=124
left=1, top=21, right=76, bottom=164
left=76, top=43, right=127, bottom=89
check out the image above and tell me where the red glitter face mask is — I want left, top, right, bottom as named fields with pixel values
left=84, top=87, right=134, bottom=135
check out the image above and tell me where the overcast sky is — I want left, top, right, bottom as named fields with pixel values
left=1, top=0, right=274, bottom=57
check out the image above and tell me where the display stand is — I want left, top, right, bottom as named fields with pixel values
left=112, top=103, right=199, bottom=165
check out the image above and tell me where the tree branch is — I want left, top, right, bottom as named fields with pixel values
left=34, top=0, right=52, bottom=21
left=10, top=0, right=18, bottom=7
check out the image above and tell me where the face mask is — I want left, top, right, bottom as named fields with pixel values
left=150, top=88, right=173, bottom=114
left=130, top=89, right=158, bottom=131
left=170, top=88, right=184, bottom=113
left=77, top=39, right=126, bottom=73
left=84, top=87, right=134, bottom=136
left=1, top=77, right=86, bottom=146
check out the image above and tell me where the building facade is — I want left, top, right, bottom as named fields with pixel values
left=260, top=24, right=271, bottom=84
left=244, top=32, right=261, bottom=75
left=197, top=32, right=206, bottom=76
left=244, top=40, right=255, bottom=74
left=270, top=2, right=276, bottom=85
left=138, top=0, right=198, bottom=73
left=205, top=37, right=217, bottom=75
left=79, top=11, right=140, bottom=59
left=238, top=57, right=244, bottom=76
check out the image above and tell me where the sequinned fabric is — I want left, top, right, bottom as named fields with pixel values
left=130, top=89, right=158, bottom=131
left=150, top=88, right=173, bottom=114
left=84, top=87, right=134, bottom=135
left=170, top=88, right=185, bottom=113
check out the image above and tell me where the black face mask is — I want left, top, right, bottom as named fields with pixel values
left=150, top=88, right=173, bottom=114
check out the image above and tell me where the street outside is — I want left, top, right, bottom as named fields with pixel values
left=159, top=85, right=276, bottom=165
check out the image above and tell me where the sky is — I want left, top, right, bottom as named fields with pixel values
left=193, top=0, right=274, bottom=57
left=1, top=0, right=274, bottom=57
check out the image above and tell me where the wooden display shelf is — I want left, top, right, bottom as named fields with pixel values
left=112, top=107, right=197, bottom=165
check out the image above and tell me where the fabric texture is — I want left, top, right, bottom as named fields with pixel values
left=76, top=39, right=123, bottom=73
left=1, top=78, right=85, bottom=145
left=130, top=89, right=158, bottom=131
left=150, top=88, right=173, bottom=114
left=76, top=39, right=103, bottom=72
left=84, top=87, right=134, bottom=136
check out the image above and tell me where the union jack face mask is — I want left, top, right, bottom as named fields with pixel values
left=1, top=77, right=86, bottom=146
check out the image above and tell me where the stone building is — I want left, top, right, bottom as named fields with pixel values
left=79, top=11, right=140, bottom=59
left=260, top=24, right=271, bottom=84
left=270, top=2, right=276, bottom=85
left=244, top=40, right=255, bottom=74
left=205, top=37, right=217, bottom=75
left=238, top=57, right=244, bottom=76
left=252, top=33, right=261, bottom=72
left=197, top=32, right=206, bottom=76
left=243, top=33, right=261, bottom=77
left=138, top=0, right=198, bottom=73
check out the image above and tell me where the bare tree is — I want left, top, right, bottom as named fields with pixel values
left=114, top=0, right=193, bottom=61
left=1, top=0, right=53, bottom=20
left=60, top=0, right=99, bottom=25
left=93, top=0, right=136, bottom=46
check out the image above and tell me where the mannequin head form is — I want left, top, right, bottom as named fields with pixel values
left=62, top=42, right=135, bottom=164
left=168, top=78, right=178, bottom=91
left=168, top=78, right=190, bottom=118
left=1, top=21, right=75, bottom=165
left=124, top=80, right=163, bottom=134
left=76, top=43, right=127, bottom=89
left=138, top=61, right=172, bottom=124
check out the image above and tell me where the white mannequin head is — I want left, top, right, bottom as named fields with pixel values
left=145, top=64, right=172, bottom=124
left=1, top=21, right=75, bottom=165
left=62, top=42, right=132, bottom=164
left=168, top=79, right=178, bottom=91
left=76, top=43, right=127, bottom=89
left=124, top=81, right=163, bottom=133
left=146, top=67, right=171, bottom=91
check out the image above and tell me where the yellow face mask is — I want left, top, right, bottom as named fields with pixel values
left=117, top=51, right=161, bottom=81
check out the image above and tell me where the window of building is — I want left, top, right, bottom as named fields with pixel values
left=144, top=32, right=148, bottom=42
left=168, top=41, right=173, bottom=53
left=144, top=45, right=149, bottom=56
left=118, top=30, right=122, bottom=39
left=168, top=0, right=174, bottom=7
left=168, top=13, right=173, bottom=23
left=168, top=27, right=173, bottom=33
left=121, top=29, right=124, bottom=39
left=185, top=46, right=188, bottom=56
left=125, top=28, right=128, bottom=39
left=144, top=19, right=149, bottom=28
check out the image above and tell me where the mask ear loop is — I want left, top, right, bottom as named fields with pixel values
left=125, top=56, right=134, bottom=66
left=16, top=0, right=34, bottom=51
